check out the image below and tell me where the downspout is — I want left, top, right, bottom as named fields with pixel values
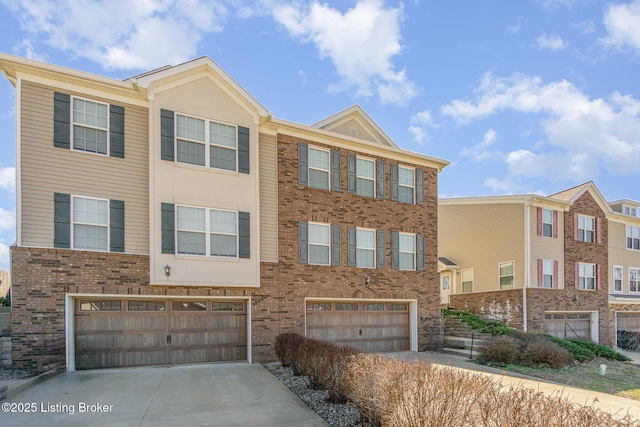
left=523, top=202, right=531, bottom=331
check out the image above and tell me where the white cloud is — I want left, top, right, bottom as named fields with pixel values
left=460, top=129, right=500, bottom=161
left=601, top=0, right=640, bottom=55
left=2, top=0, right=231, bottom=70
left=0, top=208, right=15, bottom=232
left=442, top=72, right=640, bottom=185
left=571, top=20, right=595, bottom=36
left=533, top=33, right=567, bottom=51
left=272, top=0, right=418, bottom=106
left=409, top=110, right=437, bottom=144
left=0, top=168, right=15, bottom=192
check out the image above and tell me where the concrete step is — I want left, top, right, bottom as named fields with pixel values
left=443, top=336, right=488, bottom=349
left=441, top=347, right=478, bottom=358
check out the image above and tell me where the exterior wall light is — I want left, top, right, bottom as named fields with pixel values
left=164, top=264, right=171, bottom=277
left=365, top=276, right=370, bottom=285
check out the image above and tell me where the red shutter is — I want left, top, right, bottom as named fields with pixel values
left=596, top=264, right=602, bottom=290
left=553, top=211, right=558, bottom=238
left=537, top=258, right=543, bottom=287
left=596, top=217, right=602, bottom=244
left=537, top=207, right=542, bottom=236
left=575, top=262, right=579, bottom=289
left=574, top=213, right=579, bottom=241
left=553, top=260, right=559, bottom=289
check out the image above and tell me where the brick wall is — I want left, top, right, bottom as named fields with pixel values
left=449, top=290, right=524, bottom=328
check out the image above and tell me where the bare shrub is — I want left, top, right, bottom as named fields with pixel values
left=343, top=354, right=389, bottom=426
left=479, top=332, right=574, bottom=368
left=523, top=336, right=574, bottom=368
left=274, top=333, right=304, bottom=367
left=477, top=335, right=520, bottom=365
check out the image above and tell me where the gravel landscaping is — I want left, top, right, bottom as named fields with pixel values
left=264, top=362, right=360, bottom=427
left=0, top=367, right=36, bottom=381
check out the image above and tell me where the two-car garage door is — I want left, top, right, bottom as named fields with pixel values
left=74, top=299, right=247, bottom=370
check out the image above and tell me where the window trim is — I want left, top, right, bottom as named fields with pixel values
left=71, top=195, right=110, bottom=252
left=71, top=95, right=110, bottom=156
left=461, top=268, right=473, bottom=293
left=175, top=204, right=239, bottom=258
left=355, top=155, right=376, bottom=198
left=356, top=227, right=376, bottom=269
left=308, top=146, right=331, bottom=190
left=498, top=261, right=515, bottom=290
left=577, top=214, right=595, bottom=243
left=578, top=262, right=596, bottom=290
left=174, top=112, right=239, bottom=172
left=613, top=265, right=623, bottom=293
left=398, top=232, right=416, bottom=271
left=397, top=165, right=415, bottom=204
left=542, top=260, right=554, bottom=289
left=308, top=222, right=331, bottom=266
left=630, top=267, right=640, bottom=293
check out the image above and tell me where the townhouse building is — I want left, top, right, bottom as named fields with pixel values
left=439, top=182, right=613, bottom=345
left=0, top=53, right=448, bottom=371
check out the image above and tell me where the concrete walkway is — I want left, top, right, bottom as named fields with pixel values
left=0, top=363, right=328, bottom=427
left=392, top=351, right=640, bottom=421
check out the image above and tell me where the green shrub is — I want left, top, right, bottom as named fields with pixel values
left=0, top=297, right=9, bottom=307
left=442, top=309, right=512, bottom=335
left=568, top=339, right=631, bottom=361
left=546, top=335, right=595, bottom=362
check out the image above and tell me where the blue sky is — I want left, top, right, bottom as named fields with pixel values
left=0, top=0, right=640, bottom=270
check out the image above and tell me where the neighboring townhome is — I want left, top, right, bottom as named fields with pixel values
left=607, top=199, right=640, bottom=347
left=439, top=181, right=612, bottom=345
left=0, top=53, right=448, bottom=372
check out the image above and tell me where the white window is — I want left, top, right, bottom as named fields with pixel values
left=631, top=268, right=640, bottom=293
left=461, top=269, right=473, bottom=293
left=308, top=223, right=330, bottom=265
left=499, top=261, right=515, bottom=289
left=624, top=206, right=637, bottom=217
left=627, top=226, right=640, bottom=250
left=614, top=266, right=623, bottom=292
left=177, top=205, right=238, bottom=257
left=398, top=233, right=416, bottom=271
left=541, top=209, right=553, bottom=237
left=72, top=97, right=108, bottom=155
left=578, top=263, right=596, bottom=290
left=176, top=113, right=237, bottom=171
left=356, top=157, right=375, bottom=197
left=72, top=196, right=108, bottom=251
left=356, top=228, right=375, bottom=268
left=398, top=166, right=415, bottom=204
left=542, top=260, right=554, bottom=288
left=308, top=147, right=330, bottom=190
left=577, top=215, right=595, bottom=243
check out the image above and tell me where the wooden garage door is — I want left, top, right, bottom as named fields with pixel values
left=306, top=301, right=410, bottom=352
left=544, top=312, right=591, bottom=340
left=75, top=299, right=247, bottom=369
left=618, top=312, right=640, bottom=333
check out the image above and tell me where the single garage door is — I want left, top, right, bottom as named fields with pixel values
left=75, top=299, right=247, bottom=369
left=306, top=301, right=410, bottom=352
left=617, top=312, right=640, bottom=333
left=544, top=312, right=591, bottom=340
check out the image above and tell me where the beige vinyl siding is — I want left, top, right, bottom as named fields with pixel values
left=329, top=119, right=376, bottom=143
left=609, top=220, right=640, bottom=293
left=530, top=206, right=565, bottom=288
left=439, top=203, right=525, bottom=293
left=259, top=132, right=278, bottom=262
left=20, top=81, right=149, bottom=254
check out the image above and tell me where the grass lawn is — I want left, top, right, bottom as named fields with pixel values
left=504, top=358, right=640, bottom=398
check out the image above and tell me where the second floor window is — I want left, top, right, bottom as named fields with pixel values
left=308, top=147, right=330, bottom=190
left=176, top=114, right=237, bottom=171
left=499, top=261, right=515, bottom=289
left=614, top=266, right=623, bottom=292
left=631, top=268, right=640, bottom=293
left=356, top=157, right=375, bottom=197
left=398, top=166, right=415, bottom=204
left=73, top=196, right=108, bottom=251
left=356, top=228, right=376, bottom=268
left=627, top=226, right=640, bottom=250
left=308, top=223, right=330, bottom=265
left=73, top=98, right=108, bottom=155
left=461, top=269, right=473, bottom=293
left=398, top=233, right=416, bottom=270
left=541, top=209, right=553, bottom=237
left=542, top=260, right=554, bottom=288
left=578, top=263, right=595, bottom=290
left=176, top=206, right=238, bottom=257
left=577, top=215, right=595, bottom=243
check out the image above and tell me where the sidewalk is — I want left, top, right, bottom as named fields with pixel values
left=391, top=351, right=640, bottom=421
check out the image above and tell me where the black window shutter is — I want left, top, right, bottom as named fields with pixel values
left=347, top=154, right=356, bottom=194
left=391, top=231, right=399, bottom=270
left=417, top=234, right=425, bottom=271
left=376, top=230, right=386, bottom=268
left=109, top=105, right=125, bottom=158
left=391, top=164, right=399, bottom=202
left=54, top=193, right=71, bottom=248
left=331, top=225, right=341, bottom=266
left=298, top=221, right=308, bottom=264
left=331, top=150, right=341, bottom=191
left=161, top=203, right=175, bottom=254
left=238, top=126, right=250, bottom=174
left=53, top=92, right=71, bottom=149
left=376, top=160, right=386, bottom=199
left=416, top=169, right=425, bottom=206
left=239, top=211, right=250, bottom=258
left=160, top=109, right=175, bottom=161
left=298, top=143, right=308, bottom=186
left=110, top=200, right=125, bottom=252
left=347, top=227, right=356, bottom=267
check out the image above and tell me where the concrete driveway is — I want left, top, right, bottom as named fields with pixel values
left=0, top=363, right=328, bottom=427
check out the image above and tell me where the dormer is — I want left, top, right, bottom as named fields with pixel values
left=609, top=199, right=640, bottom=217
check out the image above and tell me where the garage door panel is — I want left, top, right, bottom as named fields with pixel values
left=544, top=312, right=591, bottom=340
left=617, top=312, right=640, bottom=333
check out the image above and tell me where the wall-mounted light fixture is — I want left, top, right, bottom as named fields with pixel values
left=164, top=264, right=171, bottom=277
left=573, top=294, right=579, bottom=302
left=365, top=276, right=370, bottom=285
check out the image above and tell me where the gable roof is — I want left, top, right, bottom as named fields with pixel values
left=549, top=181, right=612, bottom=215
left=312, top=105, right=398, bottom=148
